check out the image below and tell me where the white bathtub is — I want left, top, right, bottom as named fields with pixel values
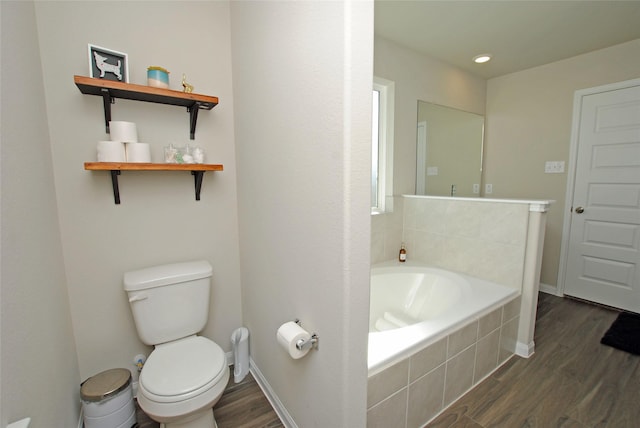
left=368, top=261, right=519, bottom=375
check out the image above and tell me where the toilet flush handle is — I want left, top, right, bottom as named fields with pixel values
left=128, top=293, right=148, bottom=303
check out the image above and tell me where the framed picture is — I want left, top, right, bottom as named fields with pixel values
left=88, top=44, right=129, bottom=83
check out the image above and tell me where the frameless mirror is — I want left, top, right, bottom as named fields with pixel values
left=416, top=101, right=484, bottom=197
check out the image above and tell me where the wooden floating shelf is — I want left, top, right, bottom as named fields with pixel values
left=74, top=76, right=219, bottom=108
left=74, top=75, right=219, bottom=139
left=84, top=162, right=223, bottom=172
left=85, top=162, right=224, bottom=204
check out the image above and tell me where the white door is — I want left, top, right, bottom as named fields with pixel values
left=563, top=81, right=640, bottom=312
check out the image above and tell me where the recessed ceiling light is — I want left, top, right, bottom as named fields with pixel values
left=473, top=54, right=492, bottom=64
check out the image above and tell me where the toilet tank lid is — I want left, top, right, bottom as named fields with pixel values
left=123, top=260, right=212, bottom=291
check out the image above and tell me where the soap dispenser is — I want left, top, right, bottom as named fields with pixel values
left=399, top=243, right=407, bottom=263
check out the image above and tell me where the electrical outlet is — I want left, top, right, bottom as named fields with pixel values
left=544, top=161, right=565, bottom=173
left=473, top=184, right=480, bottom=194
left=485, top=183, right=493, bottom=194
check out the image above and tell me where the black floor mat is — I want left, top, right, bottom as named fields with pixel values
left=601, top=311, right=640, bottom=355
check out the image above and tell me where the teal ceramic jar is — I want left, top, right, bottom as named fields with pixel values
left=147, top=66, right=170, bottom=89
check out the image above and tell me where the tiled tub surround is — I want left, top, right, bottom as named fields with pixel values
left=371, top=196, right=551, bottom=357
left=402, top=197, right=534, bottom=287
left=367, top=297, right=521, bottom=428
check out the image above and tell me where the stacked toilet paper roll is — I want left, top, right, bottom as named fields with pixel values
left=97, top=141, right=126, bottom=162
left=277, top=321, right=312, bottom=359
left=95, top=121, right=151, bottom=163
left=125, top=143, right=151, bottom=163
left=109, top=121, right=138, bottom=143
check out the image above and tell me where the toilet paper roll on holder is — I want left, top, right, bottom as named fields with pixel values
left=293, top=319, right=319, bottom=351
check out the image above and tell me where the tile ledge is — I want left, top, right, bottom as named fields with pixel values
left=402, top=195, right=555, bottom=212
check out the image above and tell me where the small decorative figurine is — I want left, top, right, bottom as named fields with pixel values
left=182, top=74, right=194, bottom=93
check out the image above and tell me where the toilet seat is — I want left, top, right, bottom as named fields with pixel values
left=139, top=336, right=227, bottom=403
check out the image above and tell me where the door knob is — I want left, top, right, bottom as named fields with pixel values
left=575, top=206, right=584, bottom=214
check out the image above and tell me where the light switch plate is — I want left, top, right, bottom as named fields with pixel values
left=544, top=161, right=565, bottom=173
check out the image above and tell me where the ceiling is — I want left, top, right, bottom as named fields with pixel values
left=374, top=1, right=640, bottom=79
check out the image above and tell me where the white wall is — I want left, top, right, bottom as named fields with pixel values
left=33, top=1, right=242, bottom=382
left=2, top=2, right=374, bottom=426
left=1, top=2, right=80, bottom=426
left=230, top=1, right=373, bottom=426
left=485, top=39, right=640, bottom=289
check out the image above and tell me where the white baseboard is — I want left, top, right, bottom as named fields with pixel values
left=540, top=282, right=562, bottom=296
left=7, top=418, right=31, bottom=428
left=249, top=358, right=297, bottom=428
left=515, top=341, right=535, bottom=358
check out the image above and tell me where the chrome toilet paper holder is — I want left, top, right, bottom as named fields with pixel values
left=294, top=319, right=319, bottom=351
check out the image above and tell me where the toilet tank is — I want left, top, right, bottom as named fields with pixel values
left=124, top=260, right=212, bottom=346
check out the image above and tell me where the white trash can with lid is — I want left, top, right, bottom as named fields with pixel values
left=80, top=368, right=136, bottom=428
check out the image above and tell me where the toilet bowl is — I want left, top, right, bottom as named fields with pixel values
left=124, top=260, right=229, bottom=428
left=137, top=337, right=229, bottom=427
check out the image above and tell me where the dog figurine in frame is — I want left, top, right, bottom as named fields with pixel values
left=93, top=51, right=123, bottom=80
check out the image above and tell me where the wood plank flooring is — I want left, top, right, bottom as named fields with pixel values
left=427, top=293, right=640, bottom=428
left=136, top=294, right=639, bottom=428
left=135, top=371, right=283, bottom=428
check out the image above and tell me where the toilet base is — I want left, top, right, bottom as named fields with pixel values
left=159, top=408, right=216, bottom=428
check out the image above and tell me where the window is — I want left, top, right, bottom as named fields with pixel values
left=371, top=77, right=394, bottom=214
left=371, top=89, right=381, bottom=208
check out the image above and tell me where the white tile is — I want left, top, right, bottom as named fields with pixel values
left=367, top=359, right=409, bottom=408
left=448, top=321, right=479, bottom=358
left=474, top=329, right=500, bottom=383
left=409, top=338, right=447, bottom=382
left=407, top=365, right=446, bottom=428
left=444, top=345, right=476, bottom=406
left=367, top=388, right=408, bottom=428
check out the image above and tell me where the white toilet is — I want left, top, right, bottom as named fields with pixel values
left=124, top=260, right=229, bottom=428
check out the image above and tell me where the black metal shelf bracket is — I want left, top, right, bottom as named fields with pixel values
left=100, top=88, right=114, bottom=134
left=110, top=170, right=121, bottom=204
left=192, top=171, right=205, bottom=200
left=99, top=89, right=201, bottom=140
left=106, top=170, right=206, bottom=204
left=188, top=104, right=201, bottom=140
